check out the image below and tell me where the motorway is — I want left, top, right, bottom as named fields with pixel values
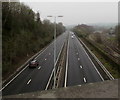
left=2, top=31, right=104, bottom=96
left=66, top=32, right=103, bottom=86
left=2, top=31, right=68, bottom=96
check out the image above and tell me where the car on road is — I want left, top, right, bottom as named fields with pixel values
left=29, top=60, right=39, bottom=68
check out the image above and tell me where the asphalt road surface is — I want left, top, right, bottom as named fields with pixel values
left=2, top=31, right=104, bottom=96
left=66, top=32, right=103, bottom=86
left=2, top=31, right=68, bottom=96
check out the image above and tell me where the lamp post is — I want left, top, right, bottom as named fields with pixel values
left=47, top=15, right=63, bottom=88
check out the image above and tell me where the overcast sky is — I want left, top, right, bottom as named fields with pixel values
left=21, top=2, right=118, bottom=26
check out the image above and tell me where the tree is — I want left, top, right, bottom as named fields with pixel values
left=2, top=2, right=65, bottom=79
left=36, top=12, right=41, bottom=24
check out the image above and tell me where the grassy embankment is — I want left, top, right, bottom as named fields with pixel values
left=74, top=27, right=120, bottom=78
left=2, top=2, right=65, bottom=80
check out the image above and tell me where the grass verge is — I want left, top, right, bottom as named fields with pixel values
left=80, top=37, right=120, bottom=78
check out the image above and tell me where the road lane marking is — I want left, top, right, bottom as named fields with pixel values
left=80, top=65, right=83, bottom=68
left=49, top=53, right=51, bottom=55
left=77, top=38, right=104, bottom=81
left=64, top=35, right=69, bottom=87
left=83, top=78, right=87, bottom=83
left=45, top=68, right=54, bottom=90
left=45, top=41, right=65, bottom=90
left=83, top=47, right=104, bottom=81
left=45, top=58, right=47, bottom=60
left=87, top=46, right=114, bottom=80
left=1, top=39, right=54, bottom=91
left=76, top=53, right=78, bottom=55
left=27, top=79, right=31, bottom=85
left=1, top=33, right=67, bottom=91
left=78, top=58, right=80, bottom=60
left=34, top=40, right=54, bottom=60
left=38, top=66, right=41, bottom=70
left=0, top=64, right=29, bottom=91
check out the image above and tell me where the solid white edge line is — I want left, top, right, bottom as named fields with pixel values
left=1, top=38, right=53, bottom=91
left=64, top=34, right=69, bottom=87
left=45, top=40, right=65, bottom=90
left=0, top=64, right=29, bottom=91
left=34, top=32, right=65, bottom=60
left=1, top=33, right=65, bottom=91
left=27, top=79, right=31, bottom=85
left=88, top=47, right=114, bottom=80
left=34, top=44, right=53, bottom=60
left=45, top=69, right=54, bottom=90
left=77, top=37, right=104, bottom=81
left=78, top=36, right=114, bottom=80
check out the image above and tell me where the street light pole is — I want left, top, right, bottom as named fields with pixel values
left=54, top=16, right=56, bottom=88
left=47, top=15, right=63, bottom=88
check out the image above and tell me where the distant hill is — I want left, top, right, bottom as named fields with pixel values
left=65, top=25, right=76, bottom=30
left=65, top=23, right=117, bottom=30
left=88, top=23, right=117, bottom=29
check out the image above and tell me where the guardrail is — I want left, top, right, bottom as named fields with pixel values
left=56, top=37, right=68, bottom=88
left=1, top=42, right=51, bottom=91
left=76, top=35, right=114, bottom=80
left=45, top=34, right=69, bottom=89
left=2, top=33, right=65, bottom=90
left=45, top=40, right=65, bottom=90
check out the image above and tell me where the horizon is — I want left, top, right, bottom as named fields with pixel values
left=21, top=2, right=118, bottom=26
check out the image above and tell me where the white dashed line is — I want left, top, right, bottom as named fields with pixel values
left=27, top=79, right=31, bottom=85
left=0, top=64, right=29, bottom=91
left=83, top=78, right=87, bottom=83
left=78, top=38, right=104, bottom=81
left=38, top=66, right=41, bottom=70
left=80, top=65, right=83, bottom=68
left=45, top=40, right=65, bottom=90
